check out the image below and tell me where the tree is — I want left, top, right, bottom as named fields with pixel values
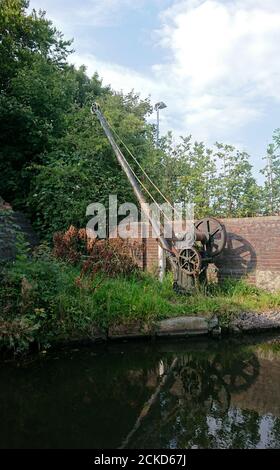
left=176, top=138, right=217, bottom=218
left=261, top=138, right=280, bottom=215
left=0, top=0, right=72, bottom=90
left=212, top=143, right=260, bottom=218
left=0, top=0, right=74, bottom=205
left=144, top=133, right=217, bottom=219
left=0, top=0, right=269, bottom=242
left=28, top=88, right=157, bottom=238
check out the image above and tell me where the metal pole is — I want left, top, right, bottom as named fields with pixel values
left=155, top=101, right=166, bottom=148
left=267, top=148, right=274, bottom=214
left=155, top=102, right=167, bottom=280
left=158, top=244, right=166, bottom=282
left=156, top=107, right=159, bottom=148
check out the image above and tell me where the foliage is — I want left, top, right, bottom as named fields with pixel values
left=211, top=143, right=261, bottom=217
left=261, top=139, right=280, bottom=215
left=2, top=0, right=280, bottom=235
left=0, top=0, right=75, bottom=205
left=0, top=317, right=40, bottom=353
left=144, top=135, right=261, bottom=219
left=0, top=0, right=72, bottom=86
left=1, top=245, right=280, bottom=354
left=146, top=134, right=216, bottom=218
left=27, top=90, right=154, bottom=237
left=0, top=256, right=64, bottom=352
left=53, top=225, right=141, bottom=277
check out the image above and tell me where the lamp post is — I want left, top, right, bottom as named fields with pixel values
left=154, top=101, right=167, bottom=281
left=155, top=101, right=167, bottom=148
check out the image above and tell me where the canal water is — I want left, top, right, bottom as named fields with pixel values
left=1, top=334, right=280, bottom=449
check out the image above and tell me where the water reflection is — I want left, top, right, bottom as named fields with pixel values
left=0, top=336, right=280, bottom=449
left=129, top=350, right=263, bottom=448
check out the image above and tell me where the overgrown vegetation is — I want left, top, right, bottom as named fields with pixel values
left=1, top=1, right=280, bottom=355
left=1, top=241, right=280, bottom=353
left=1, top=0, right=280, bottom=239
left=53, top=225, right=141, bottom=278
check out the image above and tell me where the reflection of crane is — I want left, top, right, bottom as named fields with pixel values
left=91, top=103, right=227, bottom=293
left=119, top=358, right=178, bottom=449
left=120, top=351, right=260, bottom=449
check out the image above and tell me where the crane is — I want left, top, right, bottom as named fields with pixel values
left=91, top=103, right=226, bottom=293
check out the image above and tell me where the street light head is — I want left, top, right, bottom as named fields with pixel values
left=155, top=101, right=167, bottom=111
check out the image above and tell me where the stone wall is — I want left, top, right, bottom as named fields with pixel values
left=0, top=202, right=38, bottom=263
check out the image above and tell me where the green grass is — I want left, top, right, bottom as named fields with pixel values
left=92, top=273, right=280, bottom=321
left=1, top=256, right=280, bottom=352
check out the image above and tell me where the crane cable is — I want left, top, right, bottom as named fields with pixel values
left=106, top=120, right=182, bottom=220
left=107, top=128, right=174, bottom=224
left=122, top=154, right=173, bottom=223
left=90, top=104, right=169, bottom=220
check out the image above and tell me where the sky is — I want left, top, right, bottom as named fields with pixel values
left=28, top=0, right=280, bottom=179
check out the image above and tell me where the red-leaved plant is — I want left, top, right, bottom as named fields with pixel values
left=53, top=226, right=143, bottom=285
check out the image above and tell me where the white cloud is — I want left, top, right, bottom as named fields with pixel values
left=71, top=0, right=146, bottom=27
left=30, top=0, right=280, bottom=148
left=155, top=0, right=280, bottom=138
left=71, top=0, right=280, bottom=145
left=158, top=0, right=280, bottom=94
left=29, top=0, right=146, bottom=28
left=71, top=53, right=160, bottom=96
left=71, top=52, right=180, bottom=134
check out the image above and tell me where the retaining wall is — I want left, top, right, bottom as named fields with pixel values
left=142, top=216, right=280, bottom=291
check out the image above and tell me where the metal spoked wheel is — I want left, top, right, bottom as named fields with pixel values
left=195, top=217, right=227, bottom=257
left=178, top=247, right=201, bottom=276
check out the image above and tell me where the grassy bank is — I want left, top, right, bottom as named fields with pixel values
left=1, top=251, right=280, bottom=353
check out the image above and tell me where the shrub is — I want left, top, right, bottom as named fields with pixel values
left=0, top=317, right=40, bottom=353
left=0, top=255, right=65, bottom=353
left=53, top=225, right=142, bottom=277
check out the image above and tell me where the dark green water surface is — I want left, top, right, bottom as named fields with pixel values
left=1, top=335, right=280, bottom=449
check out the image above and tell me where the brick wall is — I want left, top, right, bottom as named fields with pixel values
left=140, top=216, right=280, bottom=291
left=217, top=216, right=280, bottom=290
left=145, top=237, right=159, bottom=273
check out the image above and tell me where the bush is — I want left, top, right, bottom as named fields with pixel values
left=0, top=317, right=40, bottom=353
left=53, top=225, right=141, bottom=277
left=0, top=255, right=67, bottom=352
left=0, top=225, right=143, bottom=353
left=1, top=238, right=280, bottom=355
